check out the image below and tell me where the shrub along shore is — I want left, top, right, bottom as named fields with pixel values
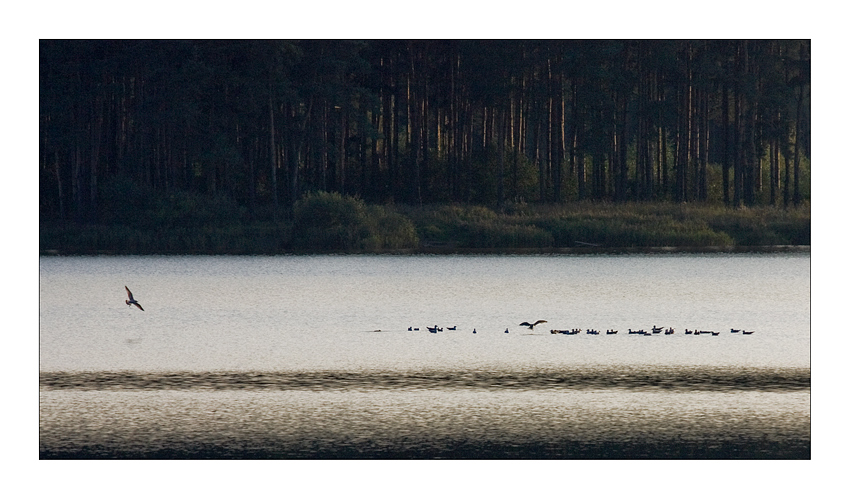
left=40, top=192, right=810, bottom=255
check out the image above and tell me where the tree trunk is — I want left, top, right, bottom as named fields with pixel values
left=733, top=43, right=743, bottom=207
left=73, top=143, right=82, bottom=223
left=783, top=144, right=791, bottom=208
left=698, top=89, right=709, bottom=201
left=422, top=75, right=430, bottom=202
left=269, top=89, right=277, bottom=220
left=770, top=135, right=779, bottom=206
left=248, top=135, right=257, bottom=218
left=793, top=53, right=805, bottom=206
left=498, top=109, right=505, bottom=207
left=722, top=81, right=730, bottom=206
left=55, top=152, right=65, bottom=224
left=319, top=103, right=328, bottom=191
left=89, top=94, right=103, bottom=223
left=370, top=111, right=380, bottom=201
left=339, top=112, right=347, bottom=196
left=618, top=90, right=628, bottom=202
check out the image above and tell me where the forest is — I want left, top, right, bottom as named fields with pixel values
left=39, top=40, right=810, bottom=253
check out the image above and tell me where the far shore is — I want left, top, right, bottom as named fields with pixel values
left=40, top=198, right=810, bottom=256
left=39, top=245, right=810, bottom=257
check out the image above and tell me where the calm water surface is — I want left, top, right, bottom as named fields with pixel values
left=39, top=254, right=810, bottom=458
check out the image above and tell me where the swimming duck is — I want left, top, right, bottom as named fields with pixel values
left=124, top=286, right=144, bottom=311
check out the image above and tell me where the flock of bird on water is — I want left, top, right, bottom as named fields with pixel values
left=406, top=320, right=754, bottom=336
left=125, top=286, right=754, bottom=336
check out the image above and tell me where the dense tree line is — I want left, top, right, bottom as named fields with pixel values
left=40, top=40, right=810, bottom=225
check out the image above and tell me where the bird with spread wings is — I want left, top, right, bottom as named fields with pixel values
left=125, top=286, right=144, bottom=311
left=519, top=320, right=547, bottom=330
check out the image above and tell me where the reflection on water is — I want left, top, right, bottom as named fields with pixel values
left=40, top=380, right=809, bottom=460
left=40, top=366, right=810, bottom=459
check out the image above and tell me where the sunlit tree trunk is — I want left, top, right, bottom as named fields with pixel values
left=498, top=108, right=506, bottom=207
left=698, top=89, right=709, bottom=201
left=549, top=58, right=564, bottom=203
left=792, top=42, right=806, bottom=207
left=733, top=42, right=743, bottom=207
left=769, top=135, right=778, bottom=206
left=722, top=81, right=731, bottom=206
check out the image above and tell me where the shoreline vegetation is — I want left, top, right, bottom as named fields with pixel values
left=41, top=41, right=810, bottom=257
left=41, top=191, right=809, bottom=256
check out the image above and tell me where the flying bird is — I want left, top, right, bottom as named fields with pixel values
left=125, top=286, right=144, bottom=311
left=519, top=320, right=547, bottom=330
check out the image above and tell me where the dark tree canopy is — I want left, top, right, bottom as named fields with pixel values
left=40, top=40, right=810, bottom=225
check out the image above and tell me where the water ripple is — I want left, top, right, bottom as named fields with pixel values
left=40, top=366, right=810, bottom=392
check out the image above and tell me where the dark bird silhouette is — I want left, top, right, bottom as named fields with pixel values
left=125, top=286, right=144, bottom=311
left=519, top=320, right=547, bottom=330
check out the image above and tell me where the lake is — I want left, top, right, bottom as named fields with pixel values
left=39, top=253, right=810, bottom=459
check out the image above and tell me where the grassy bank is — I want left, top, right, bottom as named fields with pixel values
left=40, top=192, right=810, bottom=255
left=400, top=202, right=810, bottom=249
